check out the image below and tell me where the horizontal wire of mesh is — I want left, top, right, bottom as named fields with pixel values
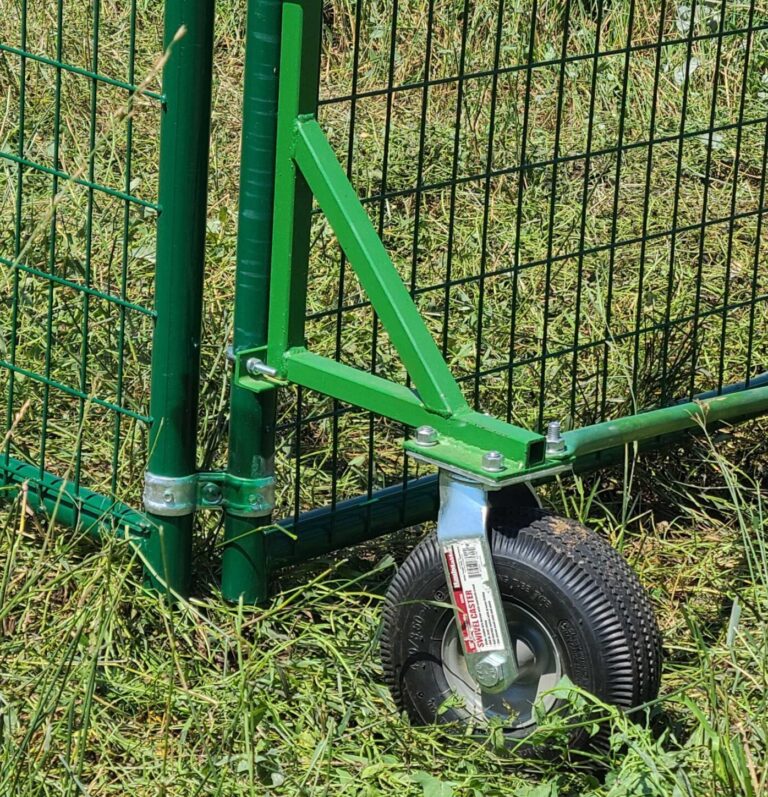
left=277, top=0, right=768, bottom=523
left=0, top=1, right=163, bottom=506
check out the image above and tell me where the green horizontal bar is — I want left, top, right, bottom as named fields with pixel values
left=0, top=254, right=155, bottom=318
left=0, top=43, right=164, bottom=101
left=282, top=348, right=544, bottom=472
left=0, top=151, right=160, bottom=210
left=0, top=359, right=152, bottom=423
left=284, top=348, right=428, bottom=425
left=0, top=456, right=150, bottom=541
left=560, top=379, right=768, bottom=461
left=266, top=476, right=440, bottom=567
left=270, top=380, right=768, bottom=566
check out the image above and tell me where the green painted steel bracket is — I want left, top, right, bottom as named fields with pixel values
left=233, top=345, right=288, bottom=395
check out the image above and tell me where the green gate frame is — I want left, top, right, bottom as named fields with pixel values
left=225, top=0, right=768, bottom=600
left=2, top=0, right=767, bottom=606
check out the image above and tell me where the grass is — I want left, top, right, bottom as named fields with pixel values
left=0, top=430, right=767, bottom=795
left=1, top=0, right=768, bottom=793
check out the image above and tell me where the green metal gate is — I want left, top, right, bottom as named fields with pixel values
left=2, top=0, right=767, bottom=602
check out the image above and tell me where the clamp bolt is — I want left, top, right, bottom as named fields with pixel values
left=546, top=421, right=566, bottom=454
left=413, top=425, right=438, bottom=446
left=481, top=451, right=505, bottom=472
left=246, top=357, right=279, bottom=379
left=163, top=489, right=174, bottom=504
left=201, top=482, right=222, bottom=505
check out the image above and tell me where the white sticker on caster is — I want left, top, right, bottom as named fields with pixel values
left=443, top=540, right=504, bottom=654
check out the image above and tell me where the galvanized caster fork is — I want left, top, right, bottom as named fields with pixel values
left=435, top=470, right=518, bottom=693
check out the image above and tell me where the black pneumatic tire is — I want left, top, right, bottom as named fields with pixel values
left=380, top=513, right=662, bottom=750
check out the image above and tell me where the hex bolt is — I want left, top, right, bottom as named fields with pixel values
left=481, top=451, right=505, bottom=472
left=546, top=420, right=566, bottom=454
left=473, top=652, right=506, bottom=689
left=201, top=482, right=222, bottom=505
left=413, top=425, right=438, bottom=446
left=248, top=493, right=265, bottom=511
left=246, top=357, right=279, bottom=378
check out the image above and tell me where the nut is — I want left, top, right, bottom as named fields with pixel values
left=473, top=652, right=507, bottom=688
left=481, top=451, right=505, bottom=472
left=413, top=425, right=438, bottom=446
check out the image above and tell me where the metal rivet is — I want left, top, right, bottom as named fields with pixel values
left=413, top=425, right=438, bottom=446
left=481, top=451, right=504, bottom=472
left=546, top=420, right=565, bottom=454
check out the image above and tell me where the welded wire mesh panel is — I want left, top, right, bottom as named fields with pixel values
left=0, top=2, right=163, bottom=505
left=277, top=0, right=768, bottom=518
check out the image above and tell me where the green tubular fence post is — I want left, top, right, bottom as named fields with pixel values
left=220, top=0, right=283, bottom=603
left=144, top=0, right=215, bottom=598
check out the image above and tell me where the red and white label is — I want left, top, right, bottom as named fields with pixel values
left=443, top=540, right=504, bottom=654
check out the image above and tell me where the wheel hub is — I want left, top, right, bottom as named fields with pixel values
left=440, top=602, right=563, bottom=729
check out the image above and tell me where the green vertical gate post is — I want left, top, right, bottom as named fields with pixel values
left=144, top=0, right=215, bottom=598
left=220, top=0, right=282, bottom=603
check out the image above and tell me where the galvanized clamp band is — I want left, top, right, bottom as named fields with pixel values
left=143, top=471, right=274, bottom=518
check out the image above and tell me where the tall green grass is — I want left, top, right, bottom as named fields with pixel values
left=1, top=426, right=767, bottom=794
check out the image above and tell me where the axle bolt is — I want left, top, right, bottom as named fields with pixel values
left=473, top=652, right=506, bottom=688
left=413, top=425, right=438, bottom=446
left=481, top=451, right=505, bottom=472
left=546, top=420, right=566, bottom=454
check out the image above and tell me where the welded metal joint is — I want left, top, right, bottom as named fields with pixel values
left=143, top=471, right=274, bottom=517
left=436, top=470, right=518, bottom=693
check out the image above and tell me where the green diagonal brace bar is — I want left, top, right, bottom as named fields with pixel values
left=250, top=0, right=546, bottom=482
left=292, top=118, right=466, bottom=418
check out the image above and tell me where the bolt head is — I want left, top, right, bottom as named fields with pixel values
left=473, top=652, right=507, bottom=688
left=201, top=482, right=222, bottom=504
left=481, top=451, right=505, bottom=472
left=413, top=425, right=438, bottom=446
left=163, top=489, right=174, bottom=503
left=245, top=357, right=261, bottom=377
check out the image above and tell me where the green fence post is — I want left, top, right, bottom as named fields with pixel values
left=143, top=0, right=215, bottom=598
left=220, top=0, right=282, bottom=603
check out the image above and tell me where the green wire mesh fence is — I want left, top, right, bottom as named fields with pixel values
left=280, top=0, right=768, bottom=525
left=0, top=2, right=162, bottom=511
left=1, top=0, right=767, bottom=594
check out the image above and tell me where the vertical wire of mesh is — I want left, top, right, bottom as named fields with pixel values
left=0, top=2, right=161, bottom=507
